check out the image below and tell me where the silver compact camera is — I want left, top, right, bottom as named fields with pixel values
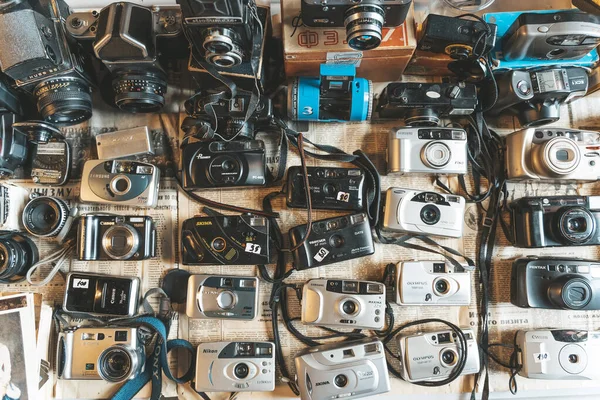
left=195, top=342, right=275, bottom=392
left=295, top=337, right=390, bottom=400
left=185, top=275, right=259, bottom=320
left=395, top=261, right=471, bottom=306
left=516, top=329, right=600, bottom=380
left=57, top=327, right=145, bottom=382
left=397, top=328, right=479, bottom=383
left=387, top=127, right=468, bottom=175
left=381, top=188, right=466, bottom=238
left=301, top=279, right=386, bottom=330
left=505, top=128, right=600, bottom=182
left=80, top=160, right=160, bottom=208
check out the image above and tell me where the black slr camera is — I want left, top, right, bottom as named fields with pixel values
left=0, top=231, right=39, bottom=283
left=0, top=78, right=28, bottom=176
left=510, top=195, right=600, bottom=248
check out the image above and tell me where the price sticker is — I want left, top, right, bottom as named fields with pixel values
left=336, top=192, right=350, bottom=202
left=244, top=243, right=262, bottom=254
left=73, top=278, right=89, bottom=289
left=533, top=352, right=550, bottom=363
left=314, top=248, right=330, bottom=262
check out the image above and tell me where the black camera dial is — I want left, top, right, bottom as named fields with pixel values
left=234, top=362, right=250, bottom=379
left=420, top=204, right=441, bottom=225
left=548, top=276, right=593, bottom=310
left=554, top=207, right=596, bottom=245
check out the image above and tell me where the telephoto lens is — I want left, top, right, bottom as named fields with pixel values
left=0, top=231, right=39, bottom=283
left=22, top=196, right=70, bottom=238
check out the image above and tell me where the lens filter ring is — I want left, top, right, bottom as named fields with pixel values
left=113, top=71, right=167, bottom=113
left=22, top=196, right=69, bottom=238
left=344, top=5, right=385, bottom=51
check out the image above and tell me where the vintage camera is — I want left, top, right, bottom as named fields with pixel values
left=301, top=0, right=412, bottom=50
left=387, top=127, right=468, bottom=175
left=301, top=279, right=385, bottom=330
left=0, top=231, right=38, bottom=283
left=503, top=11, right=600, bottom=61
left=80, top=160, right=160, bottom=208
left=195, top=341, right=275, bottom=392
left=181, top=140, right=266, bottom=189
left=510, top=195, right=600, bottom=248
left=289, top=213, right=375, bottom=270
left=295, top=337, right=390, bottom=400
left=377, top=82, right=478, bottom=126
left=77, top=215, right=156, bottom=261
left=287, top=64, right=372, bottom=122
left=381, top=188, right=466, bottom=238
left=181, top=214, right=270, bottom=265
left=0, top=0, right=94, bottom=125
left=185, top=274, right=259, bottom=320
left=62, top=272, right=140, bottom=317
left=487, top=67, right=588, bottom=127
left=57, top=327, right=145, bottom=382
left=0, top=113, right=28, bottom=177
left=286, top=166, right=365, bottom=211
left=396, top=328, right=480, bottom=383
left=22, top=196, right=75, bottom=241
left=516, top=329, right=600, bottom=380
left=394, top=261, right=471, bottom=306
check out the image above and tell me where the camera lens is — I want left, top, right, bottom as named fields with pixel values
left=34, top=76, right=92, bottom=125
left=420, top=204, right=441, bottom=225
left=202, top=28, right=244, bottom=68
left=422, top=141, right=451, bottom=169
left=405, top=108, right=441, bottom=127
left=329, top=234, right=345, bottom=248
left=22, top=196, right=69, bottom=238
left=98, top=346, right=135, bottom=383
left=549, top=277, right=593, bottom=310
left=344, top=5, right=385, bottom=51
left=441, top=349, right=457, bottom=367
left=334, top=374, right=348, bottom=388
left=101, top=224, right=140, bottom=260
left=234, top=362, right=250, bottom=379
left=0, top=232, right=38, bottom=283
left=554, top=207, right=596, bottom=245
left=208, top=155, right=242, bottom=185
left=569, top=354, right=579, bottom=363
left=434, top=278, right=450, bottom=295
left=211, top=237, right=226, bottom=251
left=113, top=71, right=167, bottom=113
left=342, top=300, right=358, bottom=315
left=538, top=138, right=581, bottom=176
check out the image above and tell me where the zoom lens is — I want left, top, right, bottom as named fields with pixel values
left=101, top=224, right=140, bottom=260
left=344, top=5, right=385, bottom=51
left=0, top=232, right=38, bottom=283
left=554, top=207, right=596, bottom=245
left=22, top=196, right=69, bottom=238
left=422, top=141, right=452, bottom=169
left=34, top=76, right=92, bottom=125
left=441, top=349, right=458, bottom=367
left=234, top=362, right=250, bottom=379
left=420, top=204, right=441, bottom=225
left=113, top=71, right=167, bottom=113
left=98, top=346, right=135, bottom=383
left=548, top=276, right=593, bottom=310
left=202, top=28, right=244, bottom=68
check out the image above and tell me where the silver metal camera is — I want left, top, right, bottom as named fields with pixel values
left=381, top=188, right=466, bottom=238
left=301, top=279, right=385, bottom=330
left=195, top=341, right=275, bottom=392
left=395, top=261, right=471, bottom=306
left=295, top=337, right=390, bottom=400
left=387, top=127, right=468, bottom=175
left=397, top=328, right=479, bottom=383
left=57, top=327, right=145, bottom=382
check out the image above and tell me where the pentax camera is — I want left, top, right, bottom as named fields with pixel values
left=181, top=140, right=266, bottom=189
left=511, top=258, right=600, bottom=310
left=487, top=67, right=588, bottom=127
left=185, top=274, right=259, bottom=320
left=0, top=231, right=38, bottom=283
left=394, top=261, right=471, bottom=306
left=396, top=328, right=480, bottom=383
left=80, top=160, right=160, bottom=208
left=286, top=166, right=365, bottom=211
left=181, top=214, right=270, bottom=265
left=387, top=127, right=468, bottom=175
left=377, top=82, right=478, bottom=126
left=381, top=188, right=466, bottom=238
left=516, top=329, right=600, bottom=380
left=510, top=195, right=600, bottom=248
left=287, top=64, right=372, bottom=122
left=77, top=215, right=156, bottom=261
left=301, top=0, right=412, bottom=51
left=289, top=213, right=375, bottom=270
left=195, top=341, right=275, bottom=392
left=301, top=279, right=386, bottom=330
left=295, top=338, right=390, bottom=400
left=505, top=127, right=600, bottom=182
left=57, top=327, right=145, bottom=382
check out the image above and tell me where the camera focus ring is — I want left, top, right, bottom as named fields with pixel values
left=34, top=77, right=93, bottom=125
left=22, top=196, right=69, bottom=238
left=344, top=5, right=385, bottom=51
left=112, top=71, right=167, bottom=113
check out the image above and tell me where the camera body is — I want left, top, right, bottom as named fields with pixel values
left=301, top=279, right=386, bottom=330
left=0, top=231, right=38, bottom=283
left=286, top=166, right=365, bottom=211
left=77, top=215, right=156, bottom=261
left=381, top=188, right=466, bottom=238
left=0, top=113, right=28, bottom=177
left=387, top=127, right=468, bottom=175
left=295, top=337, right=390, bottom=400
left=289, top=213, right=375, bottom=270
left=396, top=328, right=479, bottom=383
left=186, top=274, right=259, bottom=320
left=394, top=261, right=471, bottom=306
left=195, top=341, right=275, bottom=392
left=510, top=195, right=600, bottom=248
left=516, top=329, right=600, bottom=380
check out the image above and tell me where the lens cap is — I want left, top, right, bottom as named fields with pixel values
left=162, top=269, right=191, bottom=304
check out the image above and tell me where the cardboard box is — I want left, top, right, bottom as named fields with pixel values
left=281, top=1, right=416, bottom=82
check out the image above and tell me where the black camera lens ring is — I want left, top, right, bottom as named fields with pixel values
left=554, top=207, right=596, bottom=245
left=34, top=76, right=93, bottom=126
left=112, top=71, right=167, bottom=113
left=0, top=232, right=39, bottom=283
left=22, top=196, right=69, bottom=238
left=549, top=276, right=593, bottom=310
left=420, top=204, right=441, bottom=226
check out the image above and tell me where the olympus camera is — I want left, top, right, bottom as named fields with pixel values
left=377, top=82, right=478, bottom=126
left=381, top=188, right=466, bottom=238
left=295, top=337, right=390, bottom=400
left=394, top=261, right=471, bottom=306
left=0, top=231, right=38, bottom=283
left=510, top=195, right=600, bottom=248
left=301, top=0, right=412, bottom=51
left=301, top=279, right=386, bottom=330
left=80, top=160, right=160, bottom=208
left=289, top=213, right=375, bottom=270
left=387, top=127, right=468, bottom=175
left=195, top=341, right=275, bottom=392
left=57, top=327, right=145, bottom=382
left=396, top=328, right=480, bottom=383
left=185, top=274, right=258, bottom=320
left=181, top=214, right=270, bottom=265
left=516, top=329, right=600, bottom=380
left=22, top=196, right=75, bottom=241
left=286, top=166, right=365, bottom=211
left=77, top=215, right=156, bottom=261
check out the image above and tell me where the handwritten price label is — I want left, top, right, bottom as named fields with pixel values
left=533, top=352, right=550, bottom=363
left=244, top=243, right=262, bottom=254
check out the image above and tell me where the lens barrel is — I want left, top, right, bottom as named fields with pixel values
left=34, top=76, right=92, bottom=125
left=98, top=346, right=138, bottom=383
left=0, top=231, right=39, bottom=283
left=113, top=71, right=167, bottom=113
left=344, top=5, right=385, bottom=51
left=22, top=196, right=69, bottom=238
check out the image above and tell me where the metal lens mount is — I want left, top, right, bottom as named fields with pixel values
left=344, top=4, right=385, bottom=51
